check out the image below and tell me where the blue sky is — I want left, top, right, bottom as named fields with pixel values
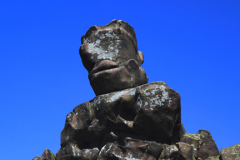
left=1, top=0, right=240, bottom=159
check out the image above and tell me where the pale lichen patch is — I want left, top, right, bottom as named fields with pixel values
left=71, top=144, right=80, bottom=157
left=86, top=29, right=121, bottom=61
left=129, top=88, right=136, bottom=96
left=91, top=96, right=104, bottom=107
left=106, top=88, right=135, bottom=102
left=143, top=85, right=172, bottom=109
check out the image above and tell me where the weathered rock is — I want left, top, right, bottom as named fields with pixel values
left=180, top=132, right=201, bottom=158
left=56, top=144, right=99, bottom=160
left=98, top=139, right=163, bottom=160
left=159, top=144, right=179, bottom=160
left=177, top=142, right=195, bottom=160
left=32, top=148, right=55, bottom=160
left=57, top=81, right=181, bottom=159
left=99, top=140, right=197, bottom=160
left=180, top=123, right=187, bottom=138
left=79, top=20, right=148, bottom=95
left=220, top=143, right=240, bottom=160
left=198, top=130, right=219, bottom=159
left=158, top=143, right=195, bottom=160
left=180, top=129, right=219, bottom=159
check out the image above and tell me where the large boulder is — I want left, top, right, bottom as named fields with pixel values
left=197, top=130, right=219, bottom=159
left=56, top=81, right=181, bottom=159
left=180, top=132, right=201, bottom=158
left=220, top=143, right=240, bottom=160
left=176, top=142, right=195, bottom=160
left=180, top=129, right=219, bottom=159
left=79, top=20, right=148, bottom=95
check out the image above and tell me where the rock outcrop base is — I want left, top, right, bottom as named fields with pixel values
left=56, top=81, right=181, bottom=159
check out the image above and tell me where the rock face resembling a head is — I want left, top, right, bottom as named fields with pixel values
left=79, top=20, right=148, bottom=95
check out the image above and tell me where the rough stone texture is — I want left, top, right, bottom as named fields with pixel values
left=32, top=148, right=55, bottom=160
left=180, top=123, right=187, bottom=137
left=159, top=144, right=179, bottom=160
left=180, top=132, right=201, bottom=158
left=177, top=142, right=194, bottom=160
left=197, top=130, right=219, bottom=159
left=180, top=129, right=219, bottom=160
left=98, top=139, right=163, bottom=160
left=56, top=81, right=181, bottom=159
left=79, top=20, right=148, bottom=95
left=56, top=145, right=99, bottom=160
left=220, top=143, right=240, bottom=160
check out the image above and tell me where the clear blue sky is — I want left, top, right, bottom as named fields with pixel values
left=1, top=0, right=240, bottom=159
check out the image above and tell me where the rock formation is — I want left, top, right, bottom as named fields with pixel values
left=33, top=20, right=240, bottom=160
left=33, top=148, right=55, bottom=160
left=79, top=20, right=148, bottom=95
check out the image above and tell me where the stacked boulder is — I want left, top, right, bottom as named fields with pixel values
left=33, top=20, right=240, bottom=160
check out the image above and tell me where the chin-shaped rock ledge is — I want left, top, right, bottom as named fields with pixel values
left=89, top=59, right=148, bottom=95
